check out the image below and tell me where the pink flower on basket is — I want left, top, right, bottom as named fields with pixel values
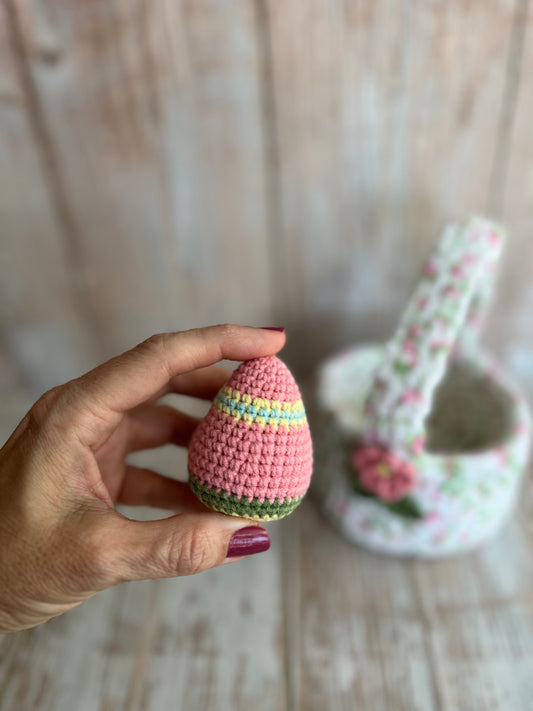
left=463, top=253, right=479, bottom=266
left=452, top=264, right=466, bottom=279
left=401, top=389, right=423, bottom=405
left=402, top=339, right=418, bottom=366
left=411, top=436, right=425, bottom=455
left=351, top=445, right=417, bottom=502
left=423, top=259, right=438, bottom=278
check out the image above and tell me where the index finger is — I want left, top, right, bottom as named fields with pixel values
left=73, top=325, right=285, bottom=417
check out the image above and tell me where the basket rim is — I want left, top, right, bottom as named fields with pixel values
left=318, top=342, right=531, bottom=462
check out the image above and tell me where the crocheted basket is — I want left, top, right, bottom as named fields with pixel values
left=188, top=355, right=313, bottom=520
left=315, top=217, right=531, bottom=558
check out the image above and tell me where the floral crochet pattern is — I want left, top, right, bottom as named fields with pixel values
left=364, top=217, right=506, bottom=455
left=317, top=217, right=532, bottom=557
left=351, top=445, right=416, bottom=502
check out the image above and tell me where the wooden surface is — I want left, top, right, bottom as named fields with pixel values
left=1, top=0, right=533, bottom=394
left=1, top=397, right=533, bottom=711
left=2, top=2, right=533, bottom=709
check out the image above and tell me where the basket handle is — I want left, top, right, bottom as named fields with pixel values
left=363, top=217, right=505, bottom=455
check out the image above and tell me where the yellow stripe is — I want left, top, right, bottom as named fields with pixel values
left=214, top=390, right=307, bottom=429
left=218, top=389, right=304, bottom=413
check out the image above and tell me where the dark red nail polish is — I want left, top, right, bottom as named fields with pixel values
left=227, top=526, right=271, bottom=558
left=260, top=327, right=285, bottom=332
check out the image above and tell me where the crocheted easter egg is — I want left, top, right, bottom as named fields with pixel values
left=188, top=356, right=313, bottom=520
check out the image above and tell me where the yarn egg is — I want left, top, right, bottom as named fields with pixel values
left=188, top=355, right=313, bottom=520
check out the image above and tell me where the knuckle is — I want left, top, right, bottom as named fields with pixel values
left=137, top=333, right=173, bottom=376
left=42, top=520, right=107, bottom=590
left=142, top=332, right=170, bottom=352
left=216, top=323, right=237, bottom=340
left=81, top=536, right=104, bottom=575
left=169, top=524, right=215, bottom=577
left=27, top=386, right=64, bottom=427
left=74, top=522, right=116, bottom=585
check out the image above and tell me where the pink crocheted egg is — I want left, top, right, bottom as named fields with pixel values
left=188, top=356, right=313, bottom=520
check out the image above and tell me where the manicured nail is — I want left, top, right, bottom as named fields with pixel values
left=260, top=327, right=285, bottom=332
left=227, top=526, right=271, bottom=558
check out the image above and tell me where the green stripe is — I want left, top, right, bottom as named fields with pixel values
left=189, top=476, right=303, bottom=519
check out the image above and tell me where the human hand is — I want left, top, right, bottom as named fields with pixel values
left=0, top=325, right=285, bottom=633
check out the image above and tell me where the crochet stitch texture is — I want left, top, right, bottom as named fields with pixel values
left=188, top=355, right=313, bottom=520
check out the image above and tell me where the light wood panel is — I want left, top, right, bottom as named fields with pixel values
left=4, top=493, right=533, bottom=711
left=1, top=2, right=533, bottom=709
left=291, top=488, right=533, bottom=711
left=2, top=392, right=533, bottom=709
left=0, top=418, right=287, bottom=711
left=495, top=1, right=533, bottom=381
left=3, top=0, right=274, bottom=372
left=1, top=0, right=532, bottom=391
left=0, top=0, right=98, bottom=392
left=0, top=550, right=287, bottom=711
left=267, top=0, right=533, bottom=376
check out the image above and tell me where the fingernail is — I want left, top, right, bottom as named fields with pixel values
left=227, top=526, right=271, bottom=558
left=260, top=327, right=285, bottom=332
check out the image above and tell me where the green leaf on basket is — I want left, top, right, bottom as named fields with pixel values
left=384, top=496, right=424, bottom=520
left=393, top=361, right=412, bottom=376
left=351, top=476, right=376, bottom=499
left=352, top=479, right=423, bottom=519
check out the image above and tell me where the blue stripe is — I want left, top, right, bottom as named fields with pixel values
left=215, top=392, right=306, bottom=424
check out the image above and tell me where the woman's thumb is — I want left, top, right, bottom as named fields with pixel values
left=106, top=513, right=271, bottom=582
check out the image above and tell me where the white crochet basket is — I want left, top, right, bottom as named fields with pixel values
left=315, top=218, right=531, bottom=558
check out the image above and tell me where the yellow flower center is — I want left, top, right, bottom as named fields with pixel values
left=376, top=463, right=392, bottom=479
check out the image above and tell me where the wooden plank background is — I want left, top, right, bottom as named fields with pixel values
left=1, top=0, right=532, bottom=395
left=1, top=1, right=533, bottom=710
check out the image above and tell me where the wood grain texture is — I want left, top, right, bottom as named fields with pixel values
left=1, top=0, right=532, bottom=392
left=493, top=0, right=533, bottom=382
left=2, top=394, right=533, bottom=710
left=0, top=552, right=287, bottom=711
left=2, top=1, right=533, bottom=709
left=3, top=0, right=274, bottom=370
left=0, top=395, right=286, bottom=711
left=0, top=0, right=98, bottom=392
left=3, top=493, right=533, bottom=711
left=267, top=0, right=533, bottom=377
left=292, top=489, right=533, bottom=711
